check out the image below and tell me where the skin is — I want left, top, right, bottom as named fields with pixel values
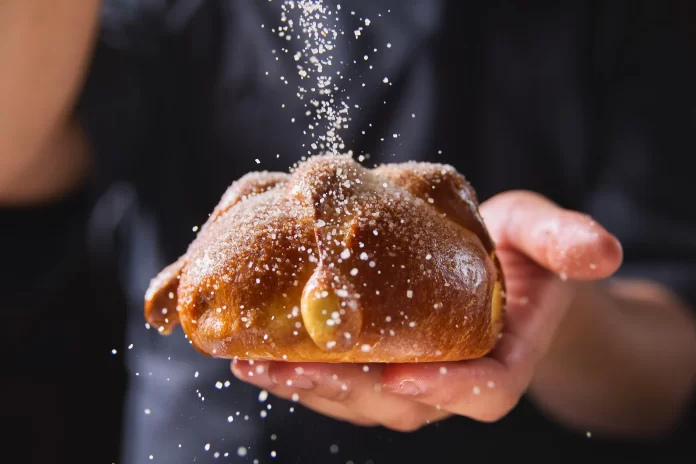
left=232, top=192, right=696, bottom=437
left=2, top=0, right=695, bottom=439
left=0, top=0, right=98, bottom=205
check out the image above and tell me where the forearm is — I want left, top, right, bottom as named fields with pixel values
left=528, top=280, right=696, bottom=437
left=0, top=0, right=98, bottom=204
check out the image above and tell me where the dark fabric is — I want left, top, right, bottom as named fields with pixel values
left=0, top=185, right=127, bottom=463
left=3, top=0, right=695, bottom=462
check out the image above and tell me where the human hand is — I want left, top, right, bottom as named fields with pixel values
left=231, top=190, right=623, bottom=431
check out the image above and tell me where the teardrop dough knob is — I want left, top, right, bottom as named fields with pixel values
left=301, top=266, right=363, bottom=352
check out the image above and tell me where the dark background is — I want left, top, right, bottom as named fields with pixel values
left=2, top=1, right=696, bottom=462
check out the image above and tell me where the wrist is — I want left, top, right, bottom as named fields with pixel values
left=527, top=279, right=696, bottom=437
left=529, top=281, right=617, bottom=391
left=540, top=282, right=613, bottom=356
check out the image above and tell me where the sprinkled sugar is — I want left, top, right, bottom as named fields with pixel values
left=279, top=0, right=356, bottom=155
left=258, top=390, right=269, bottom=402
left=146, top=16, right=500, bottom=456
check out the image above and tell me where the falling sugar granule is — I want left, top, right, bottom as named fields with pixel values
left=276, top=0, right=363, bottom=156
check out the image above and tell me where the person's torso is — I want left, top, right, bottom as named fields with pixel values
left=77, top=1, right=670, bottom=462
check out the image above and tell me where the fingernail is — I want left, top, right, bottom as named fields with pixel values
left=386, top=380, right=422, bottom=396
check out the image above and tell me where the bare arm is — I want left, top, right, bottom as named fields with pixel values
left=529, top=279, right=696, bottom=437
left=0, top=0, right=100, bottom=205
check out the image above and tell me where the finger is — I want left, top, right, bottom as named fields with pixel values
left=480, top=191, right=623, bottom=280
left=495, top=248, right=576, bottom=355
left=231, top=360, right=378, bottom=426
left=381, top=333, right=536, bottom=422
left=266, top=362, right=450, bottom=432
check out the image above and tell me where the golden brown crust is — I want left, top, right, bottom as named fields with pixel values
left=144, top=154, right=505, bottom=362
left=372, top=162, right=494, bottom=252
left=144, top=259, right=183, bottom=334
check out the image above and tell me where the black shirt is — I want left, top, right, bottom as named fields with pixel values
left=4, top=0, right=696, bottom=462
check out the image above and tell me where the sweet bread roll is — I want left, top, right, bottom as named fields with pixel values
left=144, top=154, right=505, bottom=362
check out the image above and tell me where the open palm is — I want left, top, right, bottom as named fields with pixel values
left=232, top=191, right=623, bottom=431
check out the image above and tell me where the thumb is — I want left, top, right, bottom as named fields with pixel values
left=480, top=191, right=623, bottom=280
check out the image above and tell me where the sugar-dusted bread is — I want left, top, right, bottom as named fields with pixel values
left=145, top=154, right=505, bottom=362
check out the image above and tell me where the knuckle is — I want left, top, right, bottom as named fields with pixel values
left=437, top=390, right=459, bottom=408
left=319, top=384, right=359, bottom=406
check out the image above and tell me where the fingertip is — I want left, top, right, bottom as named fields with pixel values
left=546, top=213, right=623, bottom=280
left=230, top=358, right=245, bottom=376
left=381, top=363, right=447, bottom=391
left=597, top=232, right=623, bottom=275
left=271, top=361, right=328, bottom=375
left=231, top=360, right=274, bottom=386
left=267, top=362, right=358, bottom=387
